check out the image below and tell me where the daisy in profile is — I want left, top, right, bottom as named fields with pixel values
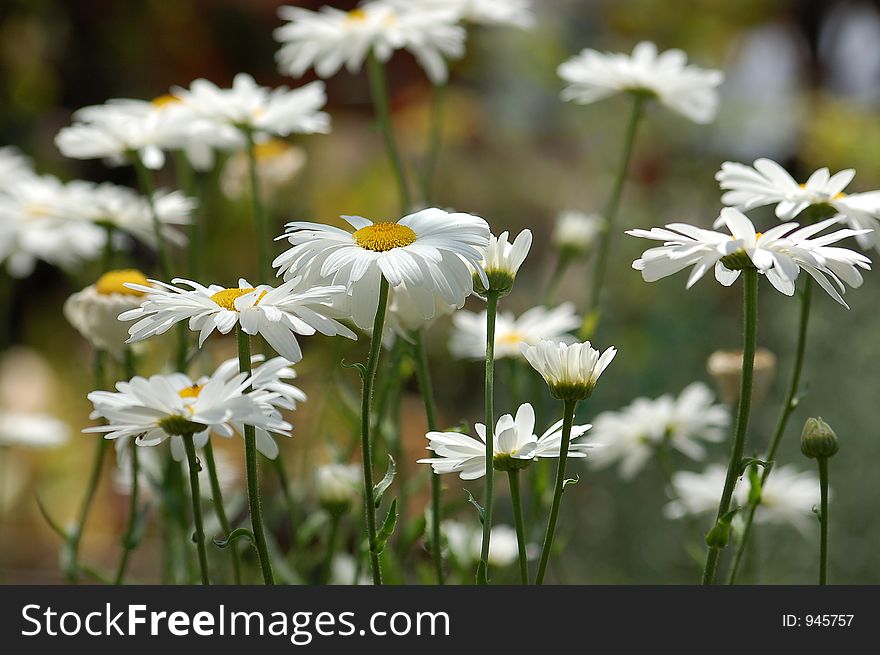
left=558, top=41, right=723, bottom=124
left=0, top=411, right=69, bottom=448
left=274, top=208, right=490, bottom=329
left=274, top=2, right=465, bottom=84
left=119, top=277, right=356, bottom=362
left=552, top=210, right=604, bottom=257
left=627, top=208, right=871, bottom=306
left=419, top=402, right=593, bottom=480
left=589, top=382, right=729, bottom=479
left=315, top=463, right=361, bottom=514
left=522, top=339, right=617, bottom=401
left=449, top=303, right=581, bottom=360
left=442, top=521, right=521, bottom=569
left=476, top=229, right=532, bottom=297
left=716, top=158, right=880, bottom=252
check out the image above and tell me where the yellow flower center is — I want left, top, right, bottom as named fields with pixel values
left=152, top=94, right=182, bottom=109
left=346, top=8, right=369, bottom=21
left=353, top=222, right=417, bottom=252
left=209, top=287, right=266, bottom=311
left=178, top=384, right=203, bottom=399
left=497, top=331, right=524, bottom=347
left=797, top=183, right=846, bottom=200
left=755, top=232, right=763, bottom=240
left=95, top=269, right=150, bottom=296
left=253, top=138, right=290, bottom=160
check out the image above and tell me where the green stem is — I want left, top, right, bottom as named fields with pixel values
left=244, top=130, right=271, bottom=284
left=113, top=443, right=139, bottom=584
left=203, top=439, right=241, bottom=584
left=535, top=398, right=578, bottom=585
left=412, top=329, right=444, bottom=585
left=818, top=456, right=829, bottom=585
left=420, top=83, right=445, bottom=205
left=366, top=53, right=411, bottom=212
left=237, top=327, right=275, bottom=584
left=131, top=154, right=172, bottom=279
left=702, top=267, right=758, bottom=585
left=477, top=290, right=500, bottom=584
left=508, top=470, right=529, bottom=585
left=586, top=94, right=645, bottom=321
left=183, top=434, right=211, bottom=585
left=173, top=151, right=200, bottom=278
left=359, top=277, right=391, bottom=585
left=320, top=513, right=341, bottom=585
left=728, top=277, right=812, bottom=584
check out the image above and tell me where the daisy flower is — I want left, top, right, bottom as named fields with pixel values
left=221, top=138, right=306, bottom=202
left=476, top=229, right=532, bottom=296
left=315, top=463, right=362, bottom=513
left=558, top=41, right=723, bottom=124
left=449, top=303, right=581, bottom=360
left=384, top=282, right=457, bottom=340
left=664, top=464, right=821, bottom=534
left=627, top=208, right=872, bottom=307
left=716, top=158, right=880, bottom=252
left=119, top=277, right=356, bottom=362
left=0, top=411, right=69, bottom=448
left=273, top=208, right=490, bottom=330
left=393, top=0, right=534, bottom=29
left=0, top=146, right=34, bottom=191
left=589, top=383, right=730, bottom=479
left=173, top=73, right=330, bottom=139
left=274, top=2, right=465, bottom=85
left=442, top=520, right=521, bottom=568
left=552, top=210, right=605, bottom=256
left=521, top=339, right=617, bottom=401
left=418, top=402, right=593, bottom=479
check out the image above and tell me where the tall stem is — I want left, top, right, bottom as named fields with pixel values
left=477, top=290, right=499, bottom=584
left=508, top=470, right=529, bottom=585
left=535, top=398, right=577, bottom=585
left=173, top=151, right=200, bottom=279
left=131, top=155, right=172, bottom=279
left=237, top=327, right=275, bottom=584
left=244, top=130, right=271, bottom=284
left=114, top=443, right=139, bottom=585
left=203, top=439, right=241, bottom=584
left=586, top=94, right=645, bottom=323
left=420, top=83, right=445, bottom=205
left=366, top=53, right=411, bottom=212
left=702, top=267, right=758, bottom=585
left=818, top=456, right=829, bottom=585
left=183, top=434, right=211, bottom=585
left=727, top=277, right=812, bottom=584
left=360, top=277, right=391, bottom=585
left=412, top=329, right=444, bottom=585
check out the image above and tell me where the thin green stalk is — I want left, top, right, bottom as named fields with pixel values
left=728, top=277, right=812, bottom=584
left=183, top=434, right=211, bottom=585
left=818, top=457, right=829, bottom=585
left=237, top=327, right=275, bottom=584
left=586, top=94, right=645, bottom=323
left=412, top=329, right=444, bottom=585
left=702, top=267, right=758, bottom=585
left=131, top=154, right=172, bottom=279
left=477, top=290, right=500, bottom=584
left=420, top=83, right=445, bottom=205
left=114, top=443, right=139, bottom=585
left=320, top=513, right=341, bottom=585
left=203, top=439, right=242, bottom=584
left=366, top=53, right=411, bottom=212
left=173, top=151, right=200, bottom=278
left=535, top=398, right=578, bottom=585
left=244, top=130, right=271, bottom=284
left=359, top=277, right=391, bottom=585
left=508, top=470, right=529, bottom=585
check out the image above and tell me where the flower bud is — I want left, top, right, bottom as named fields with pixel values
left=800, top=417, right=839, bottom=459
left=315, top=463, right=361, bottom=515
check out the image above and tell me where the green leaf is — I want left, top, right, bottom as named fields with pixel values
left=375, top=498, right=398, bottom=554
left=341, top=359, right=367, bottom=379
left=464, top=489, right=485, bottom=525
left=213, top=527, right=254, bottom=549
left=373, top=455, right=396, bottom=508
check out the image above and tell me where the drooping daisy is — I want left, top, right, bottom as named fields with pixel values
left=627, top=208, right=872, bottom=307
left=449, top=303, right=581, bottom=360
left=119, top=277, right=356, bottom=362
left=274, top=2, right=465, bottom=85
left=221, top=138, right=306, bottom=202
left=716, top=158, right=880, bottom=252
left=273, top=208, right=490, bottom=329
left=475, top=229, right=532, bottom=296
left=0, top=411, right=69, bottom=448
left=418, top=402, right=593, bottom=480
left=558, top=41, right=723, bottom=124
left=521, top=339, right=617, bottom=401
left=315, top=463, right=362, bottom=513
left=442, top=520, right=521, bottom=568
left=589, top=383, right=730, bottom=479
left=552, top=210, right=605, bottom=257
left=664, top=464, right=821, bottom=534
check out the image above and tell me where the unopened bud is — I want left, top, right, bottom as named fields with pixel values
left=800, top=417, right=839, bottom=459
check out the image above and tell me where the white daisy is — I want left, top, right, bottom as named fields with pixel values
left=384, top=282, right=457, bottom=340
left=558, top=41, right=723, bottom=124
left=119, top=277, right=356, bottom=363
left=0, top=411, right=69, bottom=448
left=627, top=208, right=871, bottom=307
left=315, top=463, right=361, bottom=512
left=442, top=520, right=521, bottom=568
left=273, top=208, right=490, bottom=330
left=418, top=402, right=593, bottom=480
left=274, top=2, right=465, bottom=85
left=552, top=210, right=604, bottom=256
left=521, top=339, right=617, bottom=401
left=393, top=0, right=534, bottom=28
left=0, top=146, right=34, bottom=191
left=589, top=382, right=730, bottom=479
left=173, top=73, right=330, bottom=139
left=664, top=464, right=821, bottom=534
left=449, top=302, right=581, bottom=360
left=476, top=229, right=532, bottom=296
left=717, top=158, right=880, bottom=252
left=221, top=138, right=306, bottom=202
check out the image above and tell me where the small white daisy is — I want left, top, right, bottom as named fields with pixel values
left=385, top=282, right=457, bottom=339
left=0, top=146, right=34, bottom=191
left=521, top=339, right=617, bottom=401
left=315, top=462, right=361, bottom=512
left=419, top=402, right=593, bottom=480
left=449, top=302, right=581, bottom=360
left=221, top=138, right=306, bottom=202
left=0, top=411, right=69, bottom=448
left=558, top=41, right=723, bottom=124
left=119, top=277, right=356, bottom=362
left=442, top=520, right=522, bottom=568
left=394, top=0, right=534, bottom=29
left=552, top=210, right=605, bottom=256
left=273, top=208, right=490, bottom=329
left=476, top=229, right=532, bottom=296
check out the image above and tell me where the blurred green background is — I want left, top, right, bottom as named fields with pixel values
left=1, top=0, right=878, bottom=584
